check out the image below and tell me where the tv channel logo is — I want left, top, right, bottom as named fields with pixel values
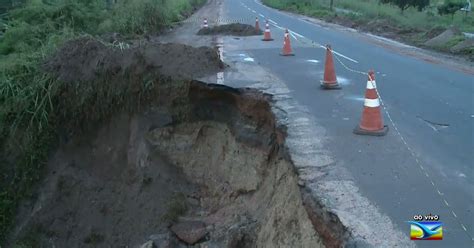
left=409, top=214, right=443, bottom=240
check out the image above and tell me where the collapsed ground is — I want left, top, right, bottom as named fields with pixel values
left=0, top=0, right=358, bottom=246
left=2, top=20, right=351, bottom=247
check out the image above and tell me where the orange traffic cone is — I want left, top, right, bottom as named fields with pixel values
left=320, top=45, right=341, bottom=89
left=203, top=18, right=209, bottom=28
left=353, top=70, right=389, bottom=136
left=262, top=21, right=274, bottom=41
left=280, top=29, right=294, bottom=56
left=255, top=17, right=260, bottom=32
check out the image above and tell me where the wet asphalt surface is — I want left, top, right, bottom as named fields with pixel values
left=216, top=0, right=474, bottom=247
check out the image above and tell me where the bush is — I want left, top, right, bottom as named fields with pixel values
left=438, top=0, right=465, bottom=19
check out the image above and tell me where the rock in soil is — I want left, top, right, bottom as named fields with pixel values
left=170, top=221, right=208, bottom=245
left=197, top=23, right=263, bottom=36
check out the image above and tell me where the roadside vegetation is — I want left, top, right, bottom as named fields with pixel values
left=262, top=0, right=473, bottom=58
left=0, top=0, right=205, bottom=244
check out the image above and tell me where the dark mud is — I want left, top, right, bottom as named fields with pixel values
left=197, top=23, right=263, bottom=36
left=44, top=37, right=225, bottom=83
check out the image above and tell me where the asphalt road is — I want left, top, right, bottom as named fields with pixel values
left=219, top=0, right=473, bottom=247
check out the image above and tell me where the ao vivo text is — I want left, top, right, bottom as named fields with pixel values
left=413, top=214, right=439, bottom=221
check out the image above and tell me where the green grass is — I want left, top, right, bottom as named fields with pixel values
left=0, top=0, right=205, bottom=244
left=262, top=0, right=474, bottom=32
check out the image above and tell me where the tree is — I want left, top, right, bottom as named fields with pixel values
left=380, top=0, right=430, bottom=13
left=438, top=0, right=465, bottom=19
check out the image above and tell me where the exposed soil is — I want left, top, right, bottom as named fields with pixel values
left=197, top=23, right=263, bottom=36
left=10, top=80, right=325, bottom=248
left=424, top=27, right=462, bottom=47
left=43, top=38, right=225, bottom=83
left=7, top=33, right=344, bottom=247
left=424, top=26, right=447, bottom=40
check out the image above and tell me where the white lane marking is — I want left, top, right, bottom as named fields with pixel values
left=268, top=19, right=278, bottom=25
left=307, top=59, right=319, bottom=63
left=259, top=13, right=265, bottom=18
left=290, top=30, right=304, bottom=38
left=244, top=57, right=255, bottom=62
left=289, top=31, right=298, bottom=40
left=254, top=0, right=264, bottom=6
left=252, top=10, right=257, bottom=14
left=271, top=23, right=285, bottom=30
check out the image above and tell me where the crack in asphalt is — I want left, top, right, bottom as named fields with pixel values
left=417, top=116, right=450, bottom=131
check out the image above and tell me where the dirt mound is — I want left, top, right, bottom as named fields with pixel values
left=425, top=27, right=446, bottom=40
left=450, top=38, right=474, bottom=53
left=197, top=23, right=263, bottom=36
left=9, top=81, right=326, bottom=247
left=44, top=37, right=225, bottom=83
left=425, top=27, right=462, bottom=48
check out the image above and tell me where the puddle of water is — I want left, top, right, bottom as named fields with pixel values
left=345, top=96, right=364, bottom=101
left=337, top=76, right=351, bottom=86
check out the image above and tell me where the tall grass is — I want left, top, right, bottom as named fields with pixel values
left=0, top=0, right=205, bottom=244
left=108, top=0, right=201, bottom=34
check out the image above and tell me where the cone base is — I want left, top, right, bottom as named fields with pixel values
left=353, top=125, right=389, bottom=136
left=320, top=81, right=342, bottom=90
left=280, top=53, right=295, bottom=56
left=262, top=38, right=274, bottom=41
